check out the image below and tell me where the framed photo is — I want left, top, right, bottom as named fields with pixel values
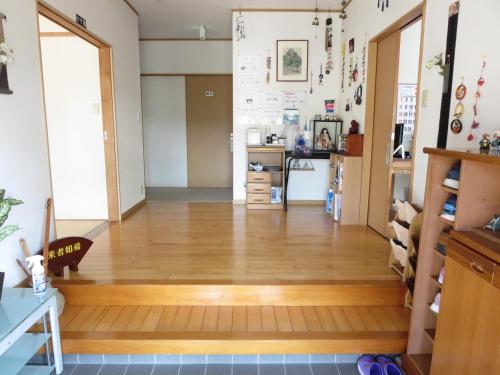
left=276, top=40, right=309, bottom=82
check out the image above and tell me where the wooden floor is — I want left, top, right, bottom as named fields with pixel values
left=50, top=202, right=409, bottom=354
left=58, top=202, right=398, bottom=282
left=57, top=303, right=410, bottom=354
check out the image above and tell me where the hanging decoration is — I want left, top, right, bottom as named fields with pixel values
left=265, top=50, right=272, bottom=84
left=312, top=0, right=320, bottom=39
left=341, top=43, right=346, bottom=92
left=325, top=16, right=334, bottom=75
left=319, top=64, right=324, bottom=86
left=467, top=61, right=486, bottom=142
left=345, top=99, right=351, bottom=112
left=377, top=0, right=390, bottom=12
left=310, top=71, right=314, bottom=94
left=354, top=85, right=363, bottom=105
left=348, top=57, right=353, bottom=87
left=450, top=78, right=466, bottom=134
left=339, top=0, right=347, bottom=19
left=0, top=12, right=14, bottom=95
left=235, top=9, right=246, bottom=41
left=352, top=57, right=359, bottom=83
left=361, top=34, right=367, bottom=83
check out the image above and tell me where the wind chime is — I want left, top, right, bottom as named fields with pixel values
left=361, top=34, right=367, bottom=84
left=0, top=12, right=13, bottom=95
left=312, top=0, right=320, bottom=39
left=265, top=50, right=271, bottom=84
left=325, top=14, right=334, bottom=75
left=235, top=9, right=246, bottom=41
left=341, top=42, right=346, bottom=92
left=377, top=0, right=390, bottom=12
left=467, top=61, right=487, bottom=141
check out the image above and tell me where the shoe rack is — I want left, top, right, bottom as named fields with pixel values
left=403, top=148, right=500, bottom=375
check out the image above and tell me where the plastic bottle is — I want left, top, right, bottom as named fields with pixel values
left=26, top=255, right=47, bottom=296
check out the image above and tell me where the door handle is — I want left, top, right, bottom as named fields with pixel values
left=470, top=261, right=485, bottom=274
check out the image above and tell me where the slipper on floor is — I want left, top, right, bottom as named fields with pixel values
left=376, top=356, right=404, bottom=375
left=357, top=355, right=384, bottom=375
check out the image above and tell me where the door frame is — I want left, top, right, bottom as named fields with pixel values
left=37, top=1, right=120, bottom=221
left=360, top=2, right=426, bottom=225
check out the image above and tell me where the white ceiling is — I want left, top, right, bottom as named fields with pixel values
left=129, top=0, right=345, bottom=39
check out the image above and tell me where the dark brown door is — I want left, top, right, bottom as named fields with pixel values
left=368, top=31, right=400, bottom=236
left=185, top=75, right=233, bottom=188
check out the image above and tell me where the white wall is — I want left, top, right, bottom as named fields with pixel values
left=0, top=0, right=53, bottom=287
left=445, top=0, right=500, bottom=149
left=45, top=0, right=145, bottom=213
left=41, top=35, right=108, bottom=220
left=0, top=0, right=142, bottom=287
left=232, top=12, right=342, bottom=201
left=398, top=20, right=421, bottom=84
left=142, top=76, right=188, bottom=187
left=140, top=41, right=232, bottom=74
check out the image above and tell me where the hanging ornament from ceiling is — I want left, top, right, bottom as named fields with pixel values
left=319, top=64, right=324, bottom=86
left=341, top=43, right=346, bottom=92
left=265, top=50, right=271, bottom=84
left=450, top=77, right=466, bottom=134
left=339, top=1, right=347, bottom=19
left=312, top=0, right=320, bottom=39
left=325, top=14, right=334, bottom=75
left=467, top=61, right=486, bottom=142
left=361, top=34, right=367, bottom=83
left=235, top=9, right=246, bottom=41
left=378, top=0, right=390, bottom=12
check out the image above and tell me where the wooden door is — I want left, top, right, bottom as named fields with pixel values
left=186, top=75, right=233, bottom=188
left=431, top=240, right=496, bottom=375
left=367, top=31, right=400, bottom=236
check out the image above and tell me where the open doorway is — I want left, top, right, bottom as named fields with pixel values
left=362, top=5, right=424, bottom=237
left=141, top=74, right=233, bottom=202
left=37, top=3, right=119, bottom=238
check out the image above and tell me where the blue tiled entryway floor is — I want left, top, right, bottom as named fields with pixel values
left=59, top=363, right=359, bottom=375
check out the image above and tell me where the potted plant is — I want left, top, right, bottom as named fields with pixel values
left=0, top=189, right=23, bottom=299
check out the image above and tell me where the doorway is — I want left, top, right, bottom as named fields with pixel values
left=37, top=3, right=119, bottom=238
left=362, top=5, right=424, bottom=237
left=141, top=74, right=233, bottom=202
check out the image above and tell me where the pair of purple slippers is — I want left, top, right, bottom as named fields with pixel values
left=357, top=355, right=403, bottom=375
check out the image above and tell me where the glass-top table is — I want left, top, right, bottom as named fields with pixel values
left=0, top=288, right=57, bottom=342
left=0, top=288, right=63, bottom=374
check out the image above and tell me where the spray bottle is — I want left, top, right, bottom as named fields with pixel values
left=26, top=255, right=47, bottom=296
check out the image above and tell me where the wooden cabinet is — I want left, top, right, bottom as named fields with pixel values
left=329, top=153, right=362, bottom=224
left=431, top=237, right=498, bottom=375
left=246, top=145, right=285, bottom=210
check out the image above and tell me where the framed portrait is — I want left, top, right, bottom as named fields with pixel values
left=276, top=40, right=309, bottom=82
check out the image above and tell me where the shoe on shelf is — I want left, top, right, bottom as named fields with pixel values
left=405, top=277, right=415, bottom=295
left=443, top=163, right=461, bottom=190
left=376, top=356, right=404, bottom=375
left=430, top=292, right=441, bottom=314
left=357, top=355, right=384, bottom=375
left=438, top=266, right=445, bottom=285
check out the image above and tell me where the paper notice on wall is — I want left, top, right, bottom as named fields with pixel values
left=283, top=90, right=307, bottom=109
left=237, top=90, right=261, bottom=124
left=237, top=54, right=261, bottom=89
left=260, top=91, right=283, bottom=124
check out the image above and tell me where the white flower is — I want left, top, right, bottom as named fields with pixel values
left=0, top=42, right=14, bottom=65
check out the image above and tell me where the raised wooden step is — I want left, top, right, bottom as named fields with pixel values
left=53, top=279, right=406, bottom=306
left=58, top=304, right=411, bottom=354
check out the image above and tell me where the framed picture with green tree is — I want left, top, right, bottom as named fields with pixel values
left=277, top=40, right=309, bottom=82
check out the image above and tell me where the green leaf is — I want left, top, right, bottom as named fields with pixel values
left=4, top=198, right=23, bottom=206
left=0, top=225, right=20, bottom=242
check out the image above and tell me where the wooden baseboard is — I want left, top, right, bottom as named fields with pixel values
left=288, top=200, right=326, bottom=206
left=121, top=199, right=146, bottom=220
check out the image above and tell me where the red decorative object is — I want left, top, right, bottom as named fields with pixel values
left=467, top=61, right=486, bottom=141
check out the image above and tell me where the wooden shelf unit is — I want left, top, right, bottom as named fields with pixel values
left=246, top=145, right=285, bottom=210
left=328, top=153, right=363, bottom=224
left=405, top=148, right=500, bottom=374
